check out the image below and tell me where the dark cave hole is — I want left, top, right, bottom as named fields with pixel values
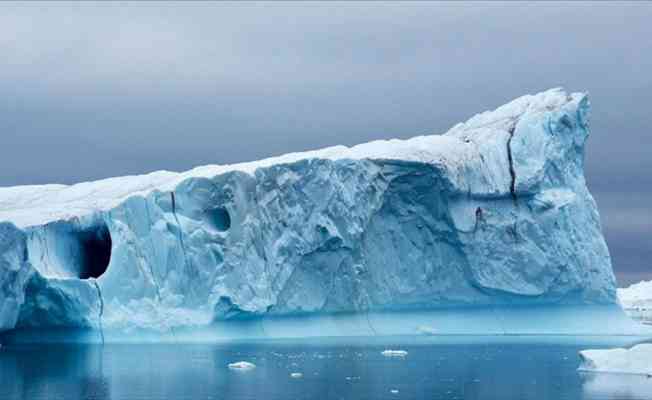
left=206, top=207, right=231, bottom=232
left=77, top=223, right=112, bottom=279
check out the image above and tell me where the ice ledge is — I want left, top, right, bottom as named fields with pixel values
left=2, top=305, right=650, bottom=344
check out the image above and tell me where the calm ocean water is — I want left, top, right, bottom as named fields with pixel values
left=0, top=337, right=650, bottom=400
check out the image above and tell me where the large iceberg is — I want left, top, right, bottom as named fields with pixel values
left=0, top=88, right=642, bottom=341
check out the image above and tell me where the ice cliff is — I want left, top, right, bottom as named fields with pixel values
left=0, top=88, right=627, bottom=340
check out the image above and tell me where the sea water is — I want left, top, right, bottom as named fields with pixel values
left=0, top=336, right=650, bottom=400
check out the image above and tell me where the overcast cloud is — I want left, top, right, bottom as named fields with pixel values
left=0, top=2, right=650, bottom=284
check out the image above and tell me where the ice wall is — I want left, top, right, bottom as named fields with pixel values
left=0, top=88, right=623, bottom=338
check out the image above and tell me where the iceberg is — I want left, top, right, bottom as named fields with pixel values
left=0, top=88, right=646, bottom=342
left=618, top=280, right=652, bottom=324
left=579, top=344, right=652, bottom=376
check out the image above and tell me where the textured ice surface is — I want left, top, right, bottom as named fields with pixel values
left=618, top=280, right=652, bottom=324
left=0, top=88, right=634, bottom=340
left=579, top=344, right=652, bottom=375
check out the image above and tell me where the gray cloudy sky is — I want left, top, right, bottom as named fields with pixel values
left=1, top=2, right=650, bottom=285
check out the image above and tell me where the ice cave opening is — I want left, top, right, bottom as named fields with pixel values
left=206, top=207, right=231, bottom=232
left=76, top=223, right=112, bottom=279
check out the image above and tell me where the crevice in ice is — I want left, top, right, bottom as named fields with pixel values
left=506, top=222, right=519, bottom=243
left=473, top=207, right=483, bottom=233
left=92, top=279, right=105, bottom=345
left=41, top=226, right=51, bottom=269
left=169, top=192, right=198, bottom=307
left=142, top=201, right=162, bottom=301
left=148, top=262, right=162, bottom=301
left=170, top=192, right=194, bottom=278
left=506, top=124, right=518, bottom=205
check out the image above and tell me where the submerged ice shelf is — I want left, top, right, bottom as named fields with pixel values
left=0, top=88, right=646, bottom=342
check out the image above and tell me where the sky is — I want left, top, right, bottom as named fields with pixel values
left=1, top=2, right=650, bottom=285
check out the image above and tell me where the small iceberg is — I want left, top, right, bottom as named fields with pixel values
left=578, top=344, right=652, bottom=376
left=381, top=350, right=408, bottom=357
left=227, top=361, right=256, bottom=371
left=416, top=325, right=437, bottom=335
left=618, top=280, right=652, bottom=324
left=290, top=372, right=303, bottom=379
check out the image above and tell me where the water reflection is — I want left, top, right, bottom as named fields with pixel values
left=0, top=339, right=649, bottom=400
left=0, top=344, right=110, bottom=400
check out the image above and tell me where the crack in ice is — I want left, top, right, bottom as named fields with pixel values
left=92, top=279, right=105, bottom=345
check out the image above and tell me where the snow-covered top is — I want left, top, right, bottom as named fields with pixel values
left=0, top=88, right=579, bottom=228
left=618, top=280, right=652, bottom=310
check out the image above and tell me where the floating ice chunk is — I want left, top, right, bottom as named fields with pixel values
left=416, top=325, right=437, bottom=335
left=618, top=280, right=652, bottom=324
left=382, top=350, right=408, bottom=357
left=618, top=280, right=652, bottom=309
left=578, top=344, right=652, bottom=376
left=390, top=389, right=399, bottom=394
left=290, top=372, right=303, bottom=379
left=227, top=361, right=256, bottom=371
